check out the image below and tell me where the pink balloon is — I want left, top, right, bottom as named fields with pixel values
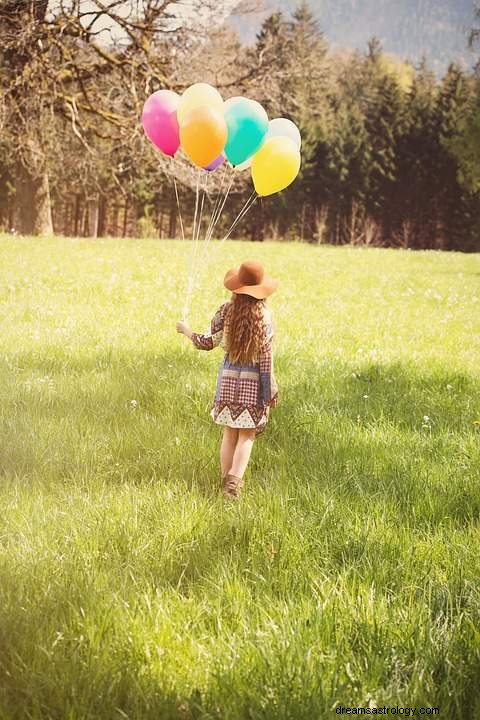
left=142, top=90, right=180, bottom=157
left=205, top=155, right=225, bottom=172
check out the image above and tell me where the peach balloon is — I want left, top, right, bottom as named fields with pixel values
left=180, top=107, right=227, bottom=168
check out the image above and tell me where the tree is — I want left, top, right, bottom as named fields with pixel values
left=0, top=0, right=243, bottom=235
left=1, top=0, right=54, bottom=234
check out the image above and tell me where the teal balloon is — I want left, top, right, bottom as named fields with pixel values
left=224, top=99, right=268, bottom=166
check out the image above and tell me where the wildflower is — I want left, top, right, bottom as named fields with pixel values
left=421, top=415, right=432, bottom=431
left=130, top=399, right=137, bottom=409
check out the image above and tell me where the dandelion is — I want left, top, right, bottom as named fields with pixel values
left=421, top=415, right=432, bottom=432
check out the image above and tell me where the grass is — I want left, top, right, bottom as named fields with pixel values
left=0, top=235, right=479, bottom=720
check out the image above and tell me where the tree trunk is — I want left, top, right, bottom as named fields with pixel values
left=15, top=163, right=53, bottom=236
left=111, top=203, right=119, bottom=237
left=158, top=205, right=164, bottom=238
left=300, top=202, right=306, bottom=241
left=91, top=200, right=99, bottom=238
left=82, top=204, right=90, bottom=236
left=97, top=195, right=107, bottom=237
left=169, top=195, right=177, bottom=238
left=122, top=200, right=129, bottom=237
left=74, top=194, right=81, bottom=236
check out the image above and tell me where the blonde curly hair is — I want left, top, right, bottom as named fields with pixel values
left=223, top=293, right=267, bottom=365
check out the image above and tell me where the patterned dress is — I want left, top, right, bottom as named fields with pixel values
left=191, top=301, right=278, bottom=433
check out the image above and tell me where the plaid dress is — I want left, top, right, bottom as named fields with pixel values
left=191, top=301, right=278, bottom=433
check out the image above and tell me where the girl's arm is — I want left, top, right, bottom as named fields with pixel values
left=176, top=304, right=227, bottom=351
left=259, top=337, right=278, bottom=407
left=176, top=321, right=194, bottom=340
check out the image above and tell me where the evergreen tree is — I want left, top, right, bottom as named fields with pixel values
left=435, top=65, right=477, bottom=250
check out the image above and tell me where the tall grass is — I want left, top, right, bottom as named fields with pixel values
left=0, top=236, right=479, bottom=719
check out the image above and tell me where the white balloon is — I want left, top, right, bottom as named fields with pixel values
left=223, top=96, right=244, bottom=112
left=266, top=118, right=301, bottom=149
left=234, top=157, right=252, bottom=172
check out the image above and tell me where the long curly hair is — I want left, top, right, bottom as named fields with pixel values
left=223, top=293, right=267, bottom=365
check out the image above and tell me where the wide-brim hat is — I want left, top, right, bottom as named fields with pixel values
left=224, top=260, right=278, bottom=299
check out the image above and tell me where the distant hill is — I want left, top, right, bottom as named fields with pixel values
left=230, top=0, right=477, bottom=75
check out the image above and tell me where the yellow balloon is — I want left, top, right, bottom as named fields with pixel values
left=251, top=136, right=301, bottom=197
left=180, top=107, right=227, bottom=168
left=177, top=83, right=223, bottom=124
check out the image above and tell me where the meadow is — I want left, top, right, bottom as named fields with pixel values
left=0, top=235, right=479, bottom=720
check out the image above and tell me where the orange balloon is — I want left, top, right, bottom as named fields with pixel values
left=180, top=107, right=227, bottom=168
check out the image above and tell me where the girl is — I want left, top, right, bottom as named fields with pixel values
left=176, top=260, right=278, bottom=499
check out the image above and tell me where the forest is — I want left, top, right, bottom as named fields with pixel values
left=1, top=0, right=480, bottom=251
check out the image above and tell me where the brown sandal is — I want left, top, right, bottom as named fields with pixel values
left=223, top=474, right=244, bottom=500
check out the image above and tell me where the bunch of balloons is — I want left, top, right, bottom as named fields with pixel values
left=141, top=82, right=301, bottom=197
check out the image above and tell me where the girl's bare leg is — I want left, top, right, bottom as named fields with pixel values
left=221, top=426, right=239, bottom=477
left=230, top=428, right=256, bottom=479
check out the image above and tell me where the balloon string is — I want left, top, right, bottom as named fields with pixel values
left=204, top=165, right=228, bottom=242
left=220, top=190, right=257, bottom=243
left=183, top=168, right=201, bottom=320
left=191, top=167, right=200, bottom=244
left=190, top=188, right=258, bottom=297
left=170, top=156, right=185, bottom=242
left=184, top=167, right=235, bottom=313
left=182, top=172, right=256, bottom=319
left=206, top=168, right=234, bottom=244
left=196, top=172, right=207, bottom=246
left=196, top=167, right=234, bottom=274
left=190, top=171, right=208, bottom=283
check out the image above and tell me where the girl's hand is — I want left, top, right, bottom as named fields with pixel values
left=176, top=320, right=192, bottom=338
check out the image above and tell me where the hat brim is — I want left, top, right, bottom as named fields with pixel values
left=224, top=267, right=278, bottom=299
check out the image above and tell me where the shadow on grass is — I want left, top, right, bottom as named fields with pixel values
left=1, top=347, right=479, bottom=535
left=1, top=352, right=480, bottom=718
left=2, top=347, right=479, bottom=422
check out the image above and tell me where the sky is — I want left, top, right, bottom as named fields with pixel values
left=47, top=1, right=244, bottom=41
left=47, top=0, right=477, bottom=73
left=231, top=0, right=477, bottom=73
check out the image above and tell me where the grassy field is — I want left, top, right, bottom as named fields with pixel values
left=0, top=235, right=479, bottom=720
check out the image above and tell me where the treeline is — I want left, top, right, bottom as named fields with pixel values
left=1, top=1, right=479, bottom=251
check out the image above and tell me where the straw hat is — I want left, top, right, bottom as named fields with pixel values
left=224, top=260, right=278, bottom=299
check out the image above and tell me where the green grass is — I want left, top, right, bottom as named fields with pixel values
left=0, top=235, right=479, bottom=719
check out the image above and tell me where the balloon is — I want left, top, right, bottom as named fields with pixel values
left=231, top=117, right=302, bottom=171
left=205, top=155, right=225, bottom=172
left=223, top=96, right=244, bottom=113
left=141, top=90, right=180, bottom=157
left=266, top=118, right=301, bottom=149
left=224, top=99, right=268, bottom=166
left=177, top=83, right=223, bottom=124
left=180, top=107, right=227, bottom=168
left=251, top=136, right=301, bottom=197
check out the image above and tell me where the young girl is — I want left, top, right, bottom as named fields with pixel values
left=176, top=260, right=278, bottom=499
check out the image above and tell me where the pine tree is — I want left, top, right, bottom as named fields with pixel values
left=284, top=2, right=330, bottom=239
left=392, top=60, right=440, bottom=248
left=435, top=64, right=477, bottom=250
